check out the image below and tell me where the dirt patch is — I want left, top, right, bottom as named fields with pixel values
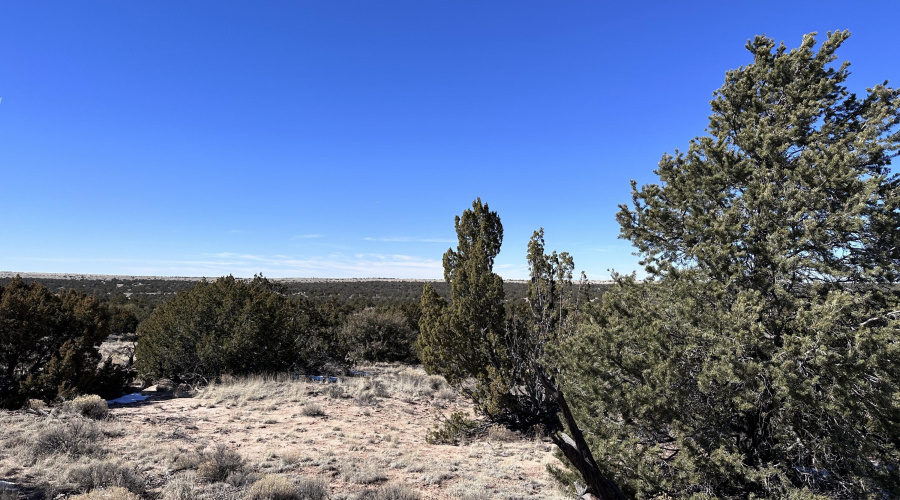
left=0, top=366, right=567, bottom=499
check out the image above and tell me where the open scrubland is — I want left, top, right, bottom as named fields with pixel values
left=4, top=31, right=900, bottom=499
left=0, top=365, right=568, bottom=500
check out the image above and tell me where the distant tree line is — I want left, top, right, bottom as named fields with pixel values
left=0, top=274, right=446, bottom=407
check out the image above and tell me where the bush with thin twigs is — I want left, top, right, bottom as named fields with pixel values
left=323, top=383, right=345, bottom=399
left=161, top=472, right=202, bottom=500
left=347, top=378, right=389, bottom=406
left=67, top=458, right=145, bottom=494
left=300, top=402, right=326, bottom=417
left=385, top=368, right=447, bottom=400
left=31, top=418, right=101, bottom=457
left=196, top=443, right=246, bottom=483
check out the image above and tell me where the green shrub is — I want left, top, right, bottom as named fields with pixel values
left=136, top=275, right=328, bottom=384
left=0, top=277, right=126, bottom=408
left=339, top=308, right=418, bottom=363
left=424, top=412, right=482, bottom=445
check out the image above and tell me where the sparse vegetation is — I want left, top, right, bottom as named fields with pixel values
left=5, top=29, right=897, bottom=497
left=339, top=307, right=418, bottom=363
left=66, top=458, right=145, bottom=494
left=69, top=487, right=143, bottom=500
left=245, top=474, right=329, bottom=500
left=0, top=366, right=570, bottom=498
left=356, top=483, right=421, bottom=500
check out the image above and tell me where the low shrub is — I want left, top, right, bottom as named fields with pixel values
left=243, top=474, right=329, bottom=500
left=67, top=458, right=145, bottom=494
left=196, top=443, right=245, bottom=483
left=425, top=412, right=482, bottom=445
left=136, top=276, right=329, bottom=384
left=486, top=425, right=518, bottom=442
left=356, top=483, right=421, bottom=500
left=341, top=459, right=387, bottom=485
left=68, top=487, right=142, bottom=500
left=161, top=472, right=202, bottom=500
left=300, top=403, right=325, bottom=417
left=31, top=418, right=101, bottom=457
left=63, top=395, right=109, bottom=420
left=339, top=308, right=418, bottom=363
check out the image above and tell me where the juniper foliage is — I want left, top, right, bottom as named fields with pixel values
left=560, top=31, right=900, bottom=497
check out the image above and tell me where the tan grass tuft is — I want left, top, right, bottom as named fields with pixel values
left=68, top=486, right=142, bottom=500
left=63, top=395, right=109, bottom=420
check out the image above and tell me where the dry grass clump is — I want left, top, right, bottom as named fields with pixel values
left=196, top=375, right=307, bottom=407
left=243, top=474, right=329, bottom=500
left=425, top=412, right=482, bottom=445
left=341, top=458, right=388, bottom=485
left=160, top=472, right=203, bottom=500
left=390, top=368, right=446, bottom=398
left=63, top=395, right=109, bottom=420
left=26, top=398, right=48, bottom=411
left=356, top=483, right=421, bottom=500
left=300, top=402, right=326, bottom=417
left=346, top=378, right=390, bottom=406
left=68, top=486, right=142, bottom=500
left=486, top=425, right=519, bottom=443
left=196, top=443, right=246, bottom=483
left=323, top=383, right=346, bottom=399
left=161, top=472, right=244, bottom=499
left=66, top=458, right=145, bottom=494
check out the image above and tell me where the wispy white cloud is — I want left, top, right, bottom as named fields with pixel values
left=363, top=236, right=455, bottom=243
left=123, top=252, right=445, bottom=279
left=291, top=234, right=322, bottom=240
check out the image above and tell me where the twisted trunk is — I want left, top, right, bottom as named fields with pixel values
left=537, top=367, right=626, bottom=500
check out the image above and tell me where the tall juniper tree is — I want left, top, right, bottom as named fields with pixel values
left=560, top=31, right=900, bottom=497
left=418, top=200, right=625, bottom=499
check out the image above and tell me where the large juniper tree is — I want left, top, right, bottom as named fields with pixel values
left=0, top=277, right=124, bottom=408
left=561, top=31, right=900, bottom=497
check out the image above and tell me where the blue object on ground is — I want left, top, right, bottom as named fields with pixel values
left=107, top=393, right=150, bottom=405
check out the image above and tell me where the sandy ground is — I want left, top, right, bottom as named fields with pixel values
left=0, top=366, right=569, bottom=499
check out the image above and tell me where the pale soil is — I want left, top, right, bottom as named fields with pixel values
left=0, top=365, right=569, bottom=500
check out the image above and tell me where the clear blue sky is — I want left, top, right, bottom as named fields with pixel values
left=2, top=1, right=898, bottom=279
